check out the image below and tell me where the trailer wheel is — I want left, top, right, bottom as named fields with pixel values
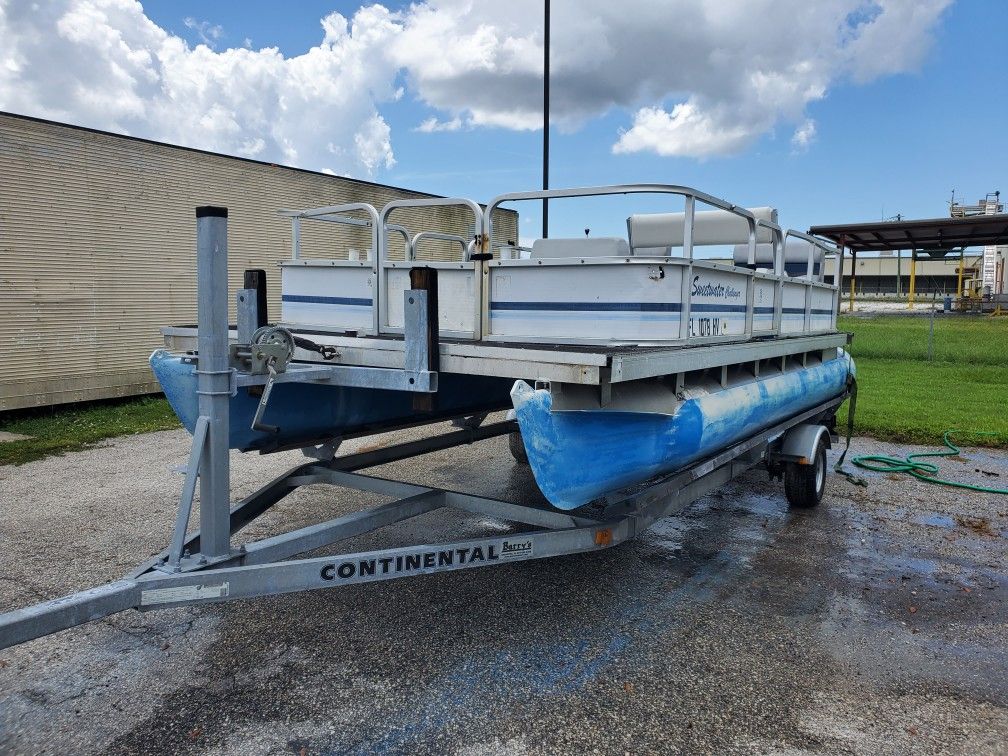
left=508, top=430, right=529, bottom=464
left=784, top=440, right=827, bottom=508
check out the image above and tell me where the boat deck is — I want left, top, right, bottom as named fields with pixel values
left=162, top=326, right=849, bottom=386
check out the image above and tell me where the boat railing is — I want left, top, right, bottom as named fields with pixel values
left=408, top=231, right=475, bottom=261
left=783, top=228, right=838, bottom=282
left=481, top=184, right=835, bottom=343
left=277, top=185, right=841, bottom=345
left=757, top=218, right=786, bottom=335
left=781, top=229, right=841, bottom=334
left=385, top=224, right=411, bottom=258
left=278, top=203, right=382, bottom=334
left=378, top=198, right=485, bottom=339
left=483, top=183, right=770, bottom=262
left=280, top=203, right=380, bottom=265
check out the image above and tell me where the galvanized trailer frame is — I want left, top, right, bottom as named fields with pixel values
left=0, top=391, right=844, bottom=650
left=0, top=206, right=849, bottom=650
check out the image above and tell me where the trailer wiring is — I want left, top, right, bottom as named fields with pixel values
left=833, top=375, right=868, bottom=486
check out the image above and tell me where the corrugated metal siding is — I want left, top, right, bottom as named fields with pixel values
left=0, top=114, right=518, bottom=410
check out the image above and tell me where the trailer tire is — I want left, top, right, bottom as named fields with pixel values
left=508, top=430, right=529, bottom=464
left=784, top=440, right=827, bottom=508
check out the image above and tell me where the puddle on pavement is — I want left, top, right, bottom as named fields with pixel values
left=913, top=513, right=955, bottom=529
left=963, top=448, right=1008, bottom=471
left=633, top=483, right=793, bottom=589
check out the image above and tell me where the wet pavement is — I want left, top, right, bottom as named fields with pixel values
left=0, top=424, right=1006, bottom=754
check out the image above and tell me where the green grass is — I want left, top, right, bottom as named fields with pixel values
left=838, top=315, right=1008, bottom=448
left=0, top=396, right=181, bottom=466
left=837, top=314, right=1008, bottom=365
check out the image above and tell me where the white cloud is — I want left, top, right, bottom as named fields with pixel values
left=393, top=0, right=951, bottom=156
left=844, top=0, right=951, bottom=83
left=183, top=16, right=222, bottom=48
left=614, top=103, right=756, bottom=158
left=0, top=0, right=952, bottom=175
left=0, top=0, right=400, bottom=176
left=415, top=115, right=463, bottom=132
left=790, top=118, right=817, bottom=153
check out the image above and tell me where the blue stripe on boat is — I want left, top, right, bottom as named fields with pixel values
left=778, top=307, right=836, bottom=315
left=490, top=301, right=755, bottom=314
left=490, top=301, right=683, bottom=312
left=282, top=294, right=373, bottom=306
left=689, top=303, right=747, bottom=313
left=733, top=306, right=836, bottom=316
left=490, top=311, right=681, bottom=321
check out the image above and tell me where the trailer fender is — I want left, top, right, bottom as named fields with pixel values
left=774, top=423, right=831, bottom=465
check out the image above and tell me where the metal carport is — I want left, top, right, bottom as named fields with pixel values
left=809, top=214, right=1008, bottom=308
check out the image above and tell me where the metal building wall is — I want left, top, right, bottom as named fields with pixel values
left=0, top=113, right=518, bottom=410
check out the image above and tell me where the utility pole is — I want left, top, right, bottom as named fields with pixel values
left=542, top=0, right=550, bottom=238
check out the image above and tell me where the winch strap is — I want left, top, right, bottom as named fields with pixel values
left=292, top=335, right=337, bottom=360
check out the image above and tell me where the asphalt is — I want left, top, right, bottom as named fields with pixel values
left=0, top=422, right=1006, bottom=755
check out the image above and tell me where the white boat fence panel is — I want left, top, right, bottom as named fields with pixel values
left=280, top=262, right=374, bottom=332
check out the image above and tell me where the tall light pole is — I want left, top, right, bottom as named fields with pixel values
left=542, top=0, right=550, bottom=238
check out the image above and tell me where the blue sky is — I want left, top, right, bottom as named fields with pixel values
left=5, top=1, right=1005, bottom=244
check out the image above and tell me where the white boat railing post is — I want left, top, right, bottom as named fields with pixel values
left=805, top=234, right=815, bottom=331
left=805, top=277, right=813, bottom=332
left=195, top=206, right=232, bottom=560
left=370, top=211, right=381, bottom=335
left=379, top=198, right=485, bottom=339
left=680, top=194, right=695, bottom=339
left=291, top=217, right=301, bottom=260
left=766, top=222, right=784, bottom=335
left=835, top=237, right=845, bottom=323
left=480, top=208, right=494, bottom=340
left=386, top=224, right=412, bottom=260
left=744, top=217, right=757, bottom=338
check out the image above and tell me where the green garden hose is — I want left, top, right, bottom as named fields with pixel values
left=851, top=430, right=1008, bottom=495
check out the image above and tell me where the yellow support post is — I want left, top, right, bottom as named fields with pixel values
left=908, top=249, right=916, bottom=309
left=957, top=249, right=965, bottom=298
left=849, top=250, right=856, bottom=312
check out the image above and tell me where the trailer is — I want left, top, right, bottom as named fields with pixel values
left=0, top=185, right=853, bottom=649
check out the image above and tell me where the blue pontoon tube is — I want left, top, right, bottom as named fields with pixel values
left=512, top=350, right=854, bottom=510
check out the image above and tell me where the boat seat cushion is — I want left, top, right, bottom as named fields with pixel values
left=732, top=241, right=824, bottom=277
left=627, top=206, right=778, bottom=254
left=530, top=237, right=631, bottom=259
